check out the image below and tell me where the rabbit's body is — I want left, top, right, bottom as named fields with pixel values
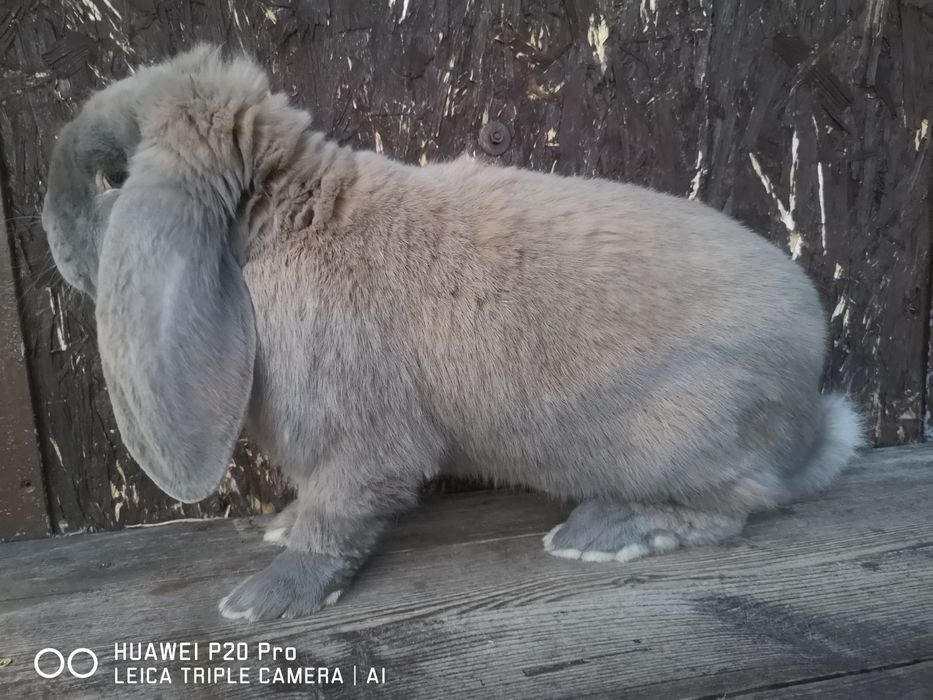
left=41, top=46, right=863, bottom=622
left=245, top=141, right=832, bottom=510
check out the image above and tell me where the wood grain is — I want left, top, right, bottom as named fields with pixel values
left=0, top=171, right=47, bottom=540
left=1, top=445, right=931, bottom=698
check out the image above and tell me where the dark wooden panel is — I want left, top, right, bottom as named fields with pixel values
left=0, top=173, right=48, bottom=540
left=0, top=0, right=930, bottom=533
left=0, top=446, right=931, bottom=698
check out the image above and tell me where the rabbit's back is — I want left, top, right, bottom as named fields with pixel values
left=248, top=146, right=829, bottom=502
left=401, top=157, right=826, bottom=498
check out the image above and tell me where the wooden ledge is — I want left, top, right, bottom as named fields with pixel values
left=2, top=445, right=932, bottom=698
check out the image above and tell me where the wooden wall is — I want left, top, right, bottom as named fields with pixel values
left=0, top=0, right=930, bottom=536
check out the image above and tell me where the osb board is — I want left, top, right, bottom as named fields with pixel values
left=0, top=172, right=48, bottom=539
left=0, top=0, right=930, bottom=533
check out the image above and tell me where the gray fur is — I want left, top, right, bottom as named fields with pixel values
left=219, top=550, right=353, bottom=620
left=41, top=45, right=865, bottom=621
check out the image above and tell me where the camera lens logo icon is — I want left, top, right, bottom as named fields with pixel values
left=33, top=648, right=98, bottom=679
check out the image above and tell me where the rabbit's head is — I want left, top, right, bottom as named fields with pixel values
left=42, top=74, right=139, bottom=298
left=41, top=45, right=308, bottom=502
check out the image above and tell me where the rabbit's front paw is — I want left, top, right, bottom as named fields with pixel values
left=219, top=550, right=352, bottom=621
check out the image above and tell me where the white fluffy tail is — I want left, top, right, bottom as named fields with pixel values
left=783, top=393, right=866, bottom=501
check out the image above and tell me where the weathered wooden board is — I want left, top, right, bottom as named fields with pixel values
left=0, top=445, right=931, bottom=698
left=0, top=0, right=931, bottom=533
left=0, top=173, right=48, bottom=540
left=744, top=661, right=933, bottom=700
left=0, top=489, right=573, bottom=602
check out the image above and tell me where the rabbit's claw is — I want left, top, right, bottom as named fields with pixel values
left=543, top=499, right=743, bottom=563
left=219, top=550, right=351, bottom=621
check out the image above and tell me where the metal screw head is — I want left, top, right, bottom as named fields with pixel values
left=479, top=121, right=511, bottom=156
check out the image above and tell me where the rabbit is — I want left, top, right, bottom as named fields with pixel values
left=41, top=45, right=864, bottom=621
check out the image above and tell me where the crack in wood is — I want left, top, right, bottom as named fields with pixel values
left=691, top=657, right=933, bottom=699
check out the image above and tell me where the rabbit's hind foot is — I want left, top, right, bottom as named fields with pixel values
left=542, top=499, right=745, bottom=563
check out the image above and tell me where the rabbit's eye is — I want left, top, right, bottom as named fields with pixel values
left=107, top=169, right=128, bottom=187
left=95, top=169, right=127, bottom=193
left=94, top=170, right=113, bottom=193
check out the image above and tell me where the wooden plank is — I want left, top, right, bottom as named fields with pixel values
left=0, top=170, right=48, bottom=540
left=0, top=490, right=571, bottom=602
left=1, top=0, right=930, bottom=534
left=1, top=446, right=931, bottom=698
left=745, top=660, right=933, bottom=699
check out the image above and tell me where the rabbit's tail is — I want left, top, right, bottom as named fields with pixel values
left=781, top=393, right=866, bottom=502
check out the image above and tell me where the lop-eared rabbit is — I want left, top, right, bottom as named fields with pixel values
left=42, top=46, right=863, bottom=621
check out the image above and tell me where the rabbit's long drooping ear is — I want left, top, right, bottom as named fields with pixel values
left=93, top=48, right=271, bottom=502
left=96, top=188, right=256, bottom=502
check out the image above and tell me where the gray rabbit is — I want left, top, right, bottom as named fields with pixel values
left=41, top=46, right=864, bottom=621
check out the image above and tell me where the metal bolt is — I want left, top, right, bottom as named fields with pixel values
left=479, top=121, right=511, bottom=156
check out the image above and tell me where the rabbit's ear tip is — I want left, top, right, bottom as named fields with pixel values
left=153, top=463, right=229, bottom=503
